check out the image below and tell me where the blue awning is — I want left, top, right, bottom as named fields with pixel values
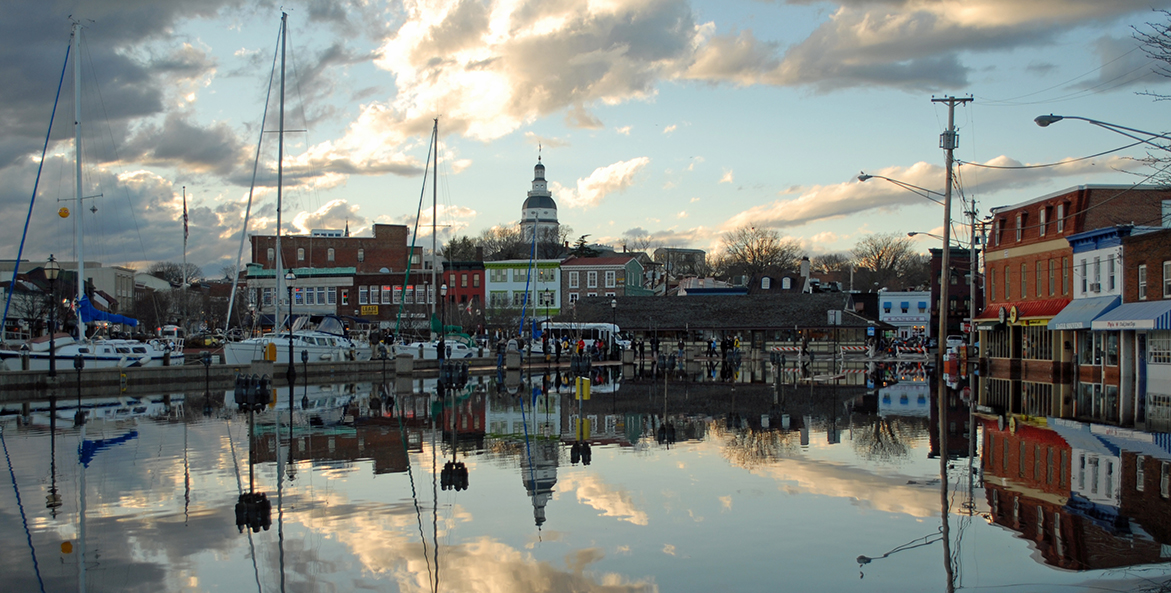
left=1047, top=296, right=1120, bottom=331
left=900, top=301, right=909, bottom=309
left=883, top=302, right=892, bottom=309
left=1091, top=300, right=1171, bottom=331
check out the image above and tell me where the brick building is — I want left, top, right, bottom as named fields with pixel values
left=249, top=224, right=417, bottom=275
left=976, top=185, right=1171, bottom=421
left=1091, top=227, right=1171, bottom=429
left=560, top=256, right=647, bottom=307
left=929, top=246, right=981, bottom=340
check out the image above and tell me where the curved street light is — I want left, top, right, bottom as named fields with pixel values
left=1034, top=114, right=1171, bottom=151
left=858, top=173, right=946, bottom=206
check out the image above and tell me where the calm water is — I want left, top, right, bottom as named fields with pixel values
left=1, top=371, right=1169, bottom=592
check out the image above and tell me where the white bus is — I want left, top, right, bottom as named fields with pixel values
left=533, top=322, right=629, bottom=353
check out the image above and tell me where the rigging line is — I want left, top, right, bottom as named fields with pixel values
left=432, top=393, right=440, bottom=593
left=396, top=125, right=437, bottom=340
left=975, top=58, right=1159, bottom=108
left=957, top=139, right=1147, bottom=169
left=396, top=390, right=434, bottom=590
left=1, top=37, right=70, bottom=344
left=226, top=22, right=283, bottom=336
left=977, top=45, right=1145, bottom=104
left=1, top=425, right=46, bottom=593
left=285, top=26, right=323, bottom=218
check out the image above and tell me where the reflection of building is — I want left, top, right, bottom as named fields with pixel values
left=485, top=387, right=562, bottom=438
left=252, top=425, right=409, bottom=475
left=523, top=440, right=559, bottom=526
left=980, top=415, right=1171, bottom=570
left=878, top=381, right=930, bottom=417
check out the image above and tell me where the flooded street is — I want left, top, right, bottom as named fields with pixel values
left=1, top=370, right=1168, bottom=592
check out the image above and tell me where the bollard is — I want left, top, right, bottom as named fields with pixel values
left=395, top=354, right=414, bottom=375
left=506, top=350, right=521, bottom=370
left=20, top=350, right=29, bottom=370
left=163, top=351, right=171, bottom=366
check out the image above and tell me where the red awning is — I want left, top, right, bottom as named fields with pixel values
left=975, top=298, right=1071, bottom=321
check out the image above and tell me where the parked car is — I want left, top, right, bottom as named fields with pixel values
left=945, top=335, right=965, bottom=350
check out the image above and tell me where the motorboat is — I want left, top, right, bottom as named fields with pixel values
left=222, top=315, right=371, bottom=364
left=392, top=335, right=479, bottom=360
left=0, top=326, right=183, bottom=371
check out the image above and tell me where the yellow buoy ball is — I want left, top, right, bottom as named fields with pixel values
left=58, top=207, right=69, bottom=218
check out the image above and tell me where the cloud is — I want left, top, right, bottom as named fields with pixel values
left=615, top=126, right=632, bottom=135
left=552, top=157, right=650, bottom=209
left=1071, top=34, right=1162, bottom=91
left=720, top=154, right=1140, bottom=231
left=662, top=124, right=677, bottom=134
left=718, top=169, right=734, bottom=184
left=372, top=0, right=703, bottom=142
left=560, top=474, right=649, bottom=525
left=676, top=211, right=688, bottom=219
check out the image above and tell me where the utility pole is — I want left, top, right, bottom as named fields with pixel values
left=931, top=94, right=970, bottom=593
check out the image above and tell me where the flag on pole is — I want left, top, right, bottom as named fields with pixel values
left=182, top=188, right=189, bottom=243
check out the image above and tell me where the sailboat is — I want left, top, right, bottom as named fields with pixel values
left=391, top=119, right=478, bottom=360
left=0, top=22, right=182, bottom=371
left=220, top=14, right=370, bottom=366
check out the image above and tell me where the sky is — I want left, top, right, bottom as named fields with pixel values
left=3, top=0, right=1171, bottom=278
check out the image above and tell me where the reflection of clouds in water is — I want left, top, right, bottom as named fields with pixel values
left=560, top=474, right=649, bottom=526
left=304, top=501, right=655, bottom=592
left=719, top=495, right=732, bottom=511
left=662, top=544, right=676, bottom=556
left=750, top=460, right=940, bottom=518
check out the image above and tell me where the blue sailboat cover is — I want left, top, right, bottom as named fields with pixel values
left=78, top=295, right=139, bottom=327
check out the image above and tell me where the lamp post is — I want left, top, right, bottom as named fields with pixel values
left=44, top=255, right=61, bottom=377
left=285, top=271, right=295, bottom=379
left=907, top=231, right=946, bottom=242
left=439, top=284, right=447, bottom=360
left=610, top=298, right=617, bottom=360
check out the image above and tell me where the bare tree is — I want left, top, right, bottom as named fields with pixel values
left=1131, top=12, right=1171, bottom=185
left=477, top=225, right=528, bottom=261
left=812, top=252, right=852, bottom=274
left=718, top=226, right=805, bottom=279
left=148, top=262, right=203, bottom=286
left=851, top=233, right=919, bottom=290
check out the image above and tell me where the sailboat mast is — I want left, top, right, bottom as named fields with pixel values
left=182, top=185, right=187, bottom=332
left=431, top=118, right=438, bottom=322
left=274, top=12, right=287, bottom=331
left=73, top=22, right=86, bottom=340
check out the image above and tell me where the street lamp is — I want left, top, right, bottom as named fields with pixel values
left=907, top=231, right=945, bottom=241
left=610, top=298, right=617, bottom=360
left=1034, top=114, right=1171, bottom=151
left=857, top=173, right=945, bottom=206
left=439, top=284, right=448, bottom=360
left=285, top=270, right=296, bottom=373
left=44, top=255, right=61, bottom=377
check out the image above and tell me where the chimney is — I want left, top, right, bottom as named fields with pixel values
left=475, top=246, right=484, bottom=261
left=800, top=256, right=810, bottom=279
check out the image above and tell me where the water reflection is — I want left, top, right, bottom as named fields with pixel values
left=1, top=371, right=1170, bottom=591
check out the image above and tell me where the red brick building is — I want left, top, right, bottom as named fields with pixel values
left=250, top=224, right=417, bottom=275
left=976, top=185, right=1171, bottom=420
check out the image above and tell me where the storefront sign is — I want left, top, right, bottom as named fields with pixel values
left=361, top=305, right=379, bottom=315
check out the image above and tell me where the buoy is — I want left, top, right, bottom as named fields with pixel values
left=58, top=207, right=69, bottom=218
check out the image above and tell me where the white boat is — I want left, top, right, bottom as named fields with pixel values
left=0, top=25, right=181, bottom=371
left=392, top=339, right=478, bottom=360
left=0, top=332, right=181, bottom=371
left=222, top=315, right=371, bottom=364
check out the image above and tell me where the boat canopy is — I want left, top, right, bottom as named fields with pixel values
left=78, top=295, right=138, bottom=327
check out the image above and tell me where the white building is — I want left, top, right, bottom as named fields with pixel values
left=520, top=158, right=559, bottom=242
left=484, top=259, right=561, bottom=317
left=878, top=291, right=932, bottom=339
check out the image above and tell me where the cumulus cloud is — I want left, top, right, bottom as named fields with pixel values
left=718, top=169, right=734, bottom=184
left=720, top=154, right=1139, bottom=231
left=663, top=124, right=677, bottom=134
left=553, top=157, right=650, bottom=209
left=615, top=126, right=632, bottom=135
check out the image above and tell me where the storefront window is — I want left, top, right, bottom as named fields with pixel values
left=1106, top=332, right=1119, bottom=366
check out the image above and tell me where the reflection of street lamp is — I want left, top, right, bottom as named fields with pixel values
left=44, top=255, right=61, bottom=377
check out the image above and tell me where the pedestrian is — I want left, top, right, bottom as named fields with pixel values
left=555, top=337, right=562, bottom=363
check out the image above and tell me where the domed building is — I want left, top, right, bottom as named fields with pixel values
left=521, top=157, right=559, bottom=242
